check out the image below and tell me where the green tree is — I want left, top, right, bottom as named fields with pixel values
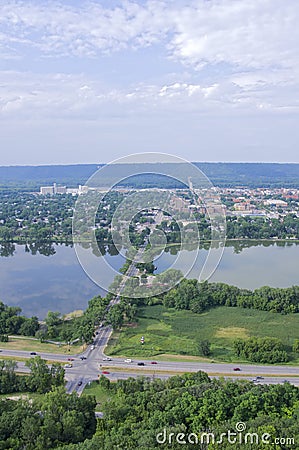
left=25, top=356, right=64, bottom=393
left=106, top=304, right=124, bottom=329
left=293, top=339, right=299, bottom=353
left=199, top=340, right=211, bottom=357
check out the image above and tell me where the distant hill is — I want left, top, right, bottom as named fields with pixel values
left=0, top=162, right=299, bottom=190
left=0, top=164, right=101, bottom=190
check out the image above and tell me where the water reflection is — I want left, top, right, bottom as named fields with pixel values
left=0, top=240, right=298, bottom=317
left=1, top=239, right=297, bottom=258
left=0, top=242, right=15, bottom=257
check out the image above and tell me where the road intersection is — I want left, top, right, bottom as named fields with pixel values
left=2, top=324, right=299, bottom=395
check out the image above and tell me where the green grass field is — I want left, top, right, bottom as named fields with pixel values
left=0, top=391, right=43, bottom=402
left=106, top=305, right=299, bottom=363
left=82, top=381, right=115, bottom=410
left=0, top=336, right=85, bottom=355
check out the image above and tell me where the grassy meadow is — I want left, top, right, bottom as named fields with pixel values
left=106, top=305, right=299, bottom=363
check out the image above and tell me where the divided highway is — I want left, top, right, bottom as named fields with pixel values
left=2, top=324, right=299, bottom=395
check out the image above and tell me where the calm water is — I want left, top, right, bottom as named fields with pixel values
left=0, top=241, right=298, bottom=318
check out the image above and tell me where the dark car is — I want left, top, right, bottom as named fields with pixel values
left=150, top=361, right=157, bottom=365
left=137, top=362, right=145, bottom=366
left=30, top=352, right=37, bottom=355
left=77, top=381, right=83, bottom=386
left=80, top=356, right=87, bottom=360
left=102, top=371, right=110, bottom=375
left=68, top=358, right=74, bottom=361
left=233, top=367, right=241, bottom=371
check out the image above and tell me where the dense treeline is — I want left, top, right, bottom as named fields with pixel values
left=60, top=372, right=299, bottom=449
left=38, top=294, right=110, bottom=344
left=0, top=294, right=109, bottom=346
left=0, top=357, right=64, bottom=395
left=147, top=214, right=299, bottom=244
left=1, top=363, right=298, bottom=449
left=104, top=279, right=299, bottom=331
left=233, top=337, right=289, bottom=364
left=0, top=302, right=39, bottom=336
left=0, top=387, right=96, bottom=449
left=157, top=214, right=299, bottom=244
left=162, top=279, right=299, bottom=314
left=0, top=357, right=96, bottom=449
left=226, top=215, right=299, bottom=240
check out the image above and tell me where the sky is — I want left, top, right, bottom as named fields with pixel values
left=0, top=0, right=299, bottom=165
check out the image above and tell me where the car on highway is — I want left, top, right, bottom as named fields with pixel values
left=64, top=363, right=72, bottom=368
left=233, top=367, right=241, bottom=371
left=137, top=362, right=145, bottom=366
left=102, top=371, right=110, bottom=375
left=103, top=357, right=112, bottom=361
left=90, top=345, right=95, bottom=350
left=256, top=376, right=264, bottom=380
left=67, top=358, right=74, bottom=361
left=125, top=358, right=132, bottom=363
left=150, top=361, right=157, bottom=365
left=30, top=352, right=37, bottom=355
left=80, top=356, right=87, bottom=360
left=77, top=381, right=83, bottom=386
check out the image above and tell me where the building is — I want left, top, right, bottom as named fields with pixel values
left=40, top=183, right=67, bottom=195
left=40, top=186, right=54, bottom=195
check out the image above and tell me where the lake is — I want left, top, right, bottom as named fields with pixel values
left=0, top=241, right=298, bottom=318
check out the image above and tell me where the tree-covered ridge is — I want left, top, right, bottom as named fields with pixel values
left=0, top=387, right=96, bottom=449
left=60, top=372, right=299, bottom=450
left=1, top=162, right=299, bottom=189
left=1, top=369, right=298, bottom=449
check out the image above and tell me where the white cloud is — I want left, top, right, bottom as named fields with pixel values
left=0, top=0, right=298, bottom=115
left=0, top=67, right=298, bottom=123
left=0, top=1, right=169, bottom=57
left=1, top=0, right=298, bottom=74
left=0, top=70, right=224, bottom=119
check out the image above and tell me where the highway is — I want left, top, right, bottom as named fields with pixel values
left=2, top=324, right=299, bottom=395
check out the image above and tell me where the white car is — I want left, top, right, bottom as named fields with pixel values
left=103, top=357, right=112, bottom=361
left=124, top=358, right=132, bottom=363
left=64, top=363, right=72, bottom=368
left=90, top=345, right=95, bottom=350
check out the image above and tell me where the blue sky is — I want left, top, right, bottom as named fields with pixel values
left=0, top=0, right=298, bottom=165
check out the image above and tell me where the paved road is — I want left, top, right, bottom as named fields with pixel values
left=3, top=325, right=299, bottom=394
